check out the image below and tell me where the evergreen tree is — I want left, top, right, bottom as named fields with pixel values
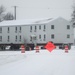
left=0, top=5, right=5, bottom=22
left=4, top=12, right=14, bottom=20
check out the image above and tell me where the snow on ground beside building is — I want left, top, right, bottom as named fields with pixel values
left=0, top=49, right=75, bottom=75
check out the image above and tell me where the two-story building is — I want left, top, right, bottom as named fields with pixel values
left=0, top=17, right=74, bottom=48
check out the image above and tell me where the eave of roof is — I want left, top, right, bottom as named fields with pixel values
left=0, top=18, right=52, bottom=27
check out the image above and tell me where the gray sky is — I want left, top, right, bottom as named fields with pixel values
left=0, top=0, right=74, bottom=20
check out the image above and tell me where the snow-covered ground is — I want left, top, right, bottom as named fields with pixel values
left=0, top=49, right=75, bottom=75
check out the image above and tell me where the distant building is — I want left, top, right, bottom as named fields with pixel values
left=0, top=17, right=74, bottom=46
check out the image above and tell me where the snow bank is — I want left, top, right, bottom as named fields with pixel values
left=0, top=49, right=75, bottom=75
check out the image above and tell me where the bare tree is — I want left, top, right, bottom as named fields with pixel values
left=0, top=5, right=5, bottom=22
left=72, top=6, right=75, bottom=22
left=0, top=5, right=14, bottom=21
left=4, top=12, right=14, bottom=20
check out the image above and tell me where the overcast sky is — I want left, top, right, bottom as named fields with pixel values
left=0, top=0, right=74, bottom=20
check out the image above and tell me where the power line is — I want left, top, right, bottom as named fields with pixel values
left=18, top=6, right=72, bottom=10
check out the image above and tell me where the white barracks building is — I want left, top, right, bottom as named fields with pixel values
left=0, top=17, right=74, bottom=46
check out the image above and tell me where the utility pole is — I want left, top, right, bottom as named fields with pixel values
left=13, top=6, right=17, bottom=20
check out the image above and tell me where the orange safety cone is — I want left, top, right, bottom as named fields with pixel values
left=36, top=46, right=39, bottom=53
left=65, top=45, right=68, bottom=53
left=21, top=45, right=25, bottom=53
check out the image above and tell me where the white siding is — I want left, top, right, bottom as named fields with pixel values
left=46, top=17, right=74, bottom=43
left=0, top=17, right=74, bottom=44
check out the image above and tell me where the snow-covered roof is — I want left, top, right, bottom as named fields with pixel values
left=0, top=18, right=52, bottom=27
left=0, top=17, right=70, bottom=27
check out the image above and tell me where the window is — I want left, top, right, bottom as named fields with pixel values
left=8, top=27, right=9, bottom=33
left=51, top=25, right=54, bottom=29
left=30, top=26, right=32, bottom=32
left=39, top=25, right=41, bottom=30
left=35, top=26, right=36, bottom=30
left=44, top=34, right=46, bottom=41
left=44, top=25, right=46, bottom=31
left=67, top=34, right=70, bottom=38
left=34, top=26, right=36, bottom=32
left=73, top=23, right=75, bottom=25
left=51, top=34, right=54, bottom=39
left=19, top=35, right=21, bottom=41
left=19, top=27, right=21, bottom=33
left=15, top=27, right=17, bottom=33
left=39, top=35, right=41, bottom=39
left=8, top=36, right=10, bottom=42
left=0, top=36, right=2, bottom=42
left=15, top=36, right=17, bottom=41
left=67, top=25, right=70, bottom=29
left=0, top=27, right=2, bottom=33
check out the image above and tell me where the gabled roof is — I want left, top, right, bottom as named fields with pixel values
left=48, top=17, right=70, bottom=23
